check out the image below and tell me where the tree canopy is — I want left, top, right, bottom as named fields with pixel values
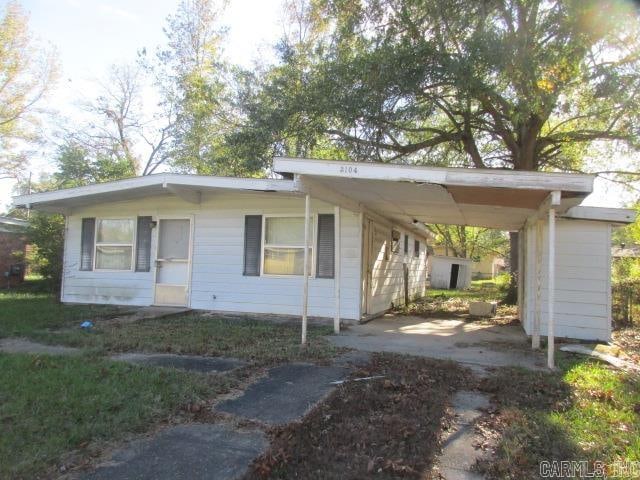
left=233, top=0, right=640, bottom=179
left=0, top=1, right=57, bottom=180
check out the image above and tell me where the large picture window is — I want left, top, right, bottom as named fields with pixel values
left=95, top=219, right=135, bottom=270
left=263, top=216, right=312, bottom=275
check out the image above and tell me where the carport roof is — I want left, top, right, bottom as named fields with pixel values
left=13, top=157, right=633, bottom=231
left=273, top=157, right=599, bottom=230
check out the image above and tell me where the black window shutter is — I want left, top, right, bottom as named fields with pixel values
left=316, top=214, right=335, bottom=278
left=404, top=234, right=409, bottom=254
left=80, top=218, right=95, bottom=271
left=414, top=239, right=420, bottom=257
left=135, top=216, right=153, bottom=272
left=243, top=215, right=262, bottom=276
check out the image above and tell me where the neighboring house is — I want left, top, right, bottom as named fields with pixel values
left=0, top=216, right=28, bottom=287
left=431, top=244, right=505, bottom=280
left=472, top=254, right=505, bottom=279
left=13, top=157, right=636, bottom=347
left=428, top=255, right=472, bottom=289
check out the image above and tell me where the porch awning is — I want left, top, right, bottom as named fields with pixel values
left=273, top=157, right=596, bottom=231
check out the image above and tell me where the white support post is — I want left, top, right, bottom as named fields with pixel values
left=533, top=220, right=542, bottom=349
left=301, top=194, right=311, bottom=345
left=547, top=207, right=556, bottom=369
left=334, top=206, right=341, bottom=334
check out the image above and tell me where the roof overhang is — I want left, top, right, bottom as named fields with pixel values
left=562, top=206, right=636, bottom=225
left=12, top=173, right=298, bottom=214
left=274, top=157, right=596, bottom=230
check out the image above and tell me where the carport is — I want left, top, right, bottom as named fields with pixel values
left=273, top=157, right=636, bottom=368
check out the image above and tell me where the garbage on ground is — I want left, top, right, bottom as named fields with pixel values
left=80, top=321, right=94, bottom=330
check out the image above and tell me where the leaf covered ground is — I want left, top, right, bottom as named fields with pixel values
left=476, top=354, right=640, bottom=479
left=245, top=353, right=472, bottom=480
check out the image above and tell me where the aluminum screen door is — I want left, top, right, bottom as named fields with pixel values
left=154, top=218, right=191, bottom=306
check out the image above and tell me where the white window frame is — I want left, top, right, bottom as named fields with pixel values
left=260, top=214, right=316, bottom=277
left=93, top=217, right=136, bottom=272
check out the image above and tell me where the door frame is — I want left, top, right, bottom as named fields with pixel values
left=152, top=215, right=195, bottom=307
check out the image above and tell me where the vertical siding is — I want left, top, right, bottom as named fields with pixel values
left=523, top=219, right=612, bottom=341
left=61, top=192, right=362, bottom=320
left=365, top=218, right=428, bottom=315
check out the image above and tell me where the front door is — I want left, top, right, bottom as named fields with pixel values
left=366, top=220, right=390, bottom=315
left=154, top=218, right=192, bottom=306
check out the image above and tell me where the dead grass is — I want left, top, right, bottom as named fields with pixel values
left=45, top=313, right=340, bottom=365
left=613, top=327, right=640, bottom=364
left=398, top=279, right=519, bottom=326
left=245, top=353, right=472, bottom=479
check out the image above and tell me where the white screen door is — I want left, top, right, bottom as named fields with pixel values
left=154, top=218, right=191, bottom=306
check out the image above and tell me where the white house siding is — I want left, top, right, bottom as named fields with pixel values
left=522, top=218, right=612, bottom=341
left=365, top=217, right=428, bottom=316
left=61, top=192, right=362, bottom=320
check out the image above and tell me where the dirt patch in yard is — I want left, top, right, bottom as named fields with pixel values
left=613, top=327, right=640, bottom=364
left=244, top=353, right=473, bottom=479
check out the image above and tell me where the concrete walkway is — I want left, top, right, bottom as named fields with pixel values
left=111, top=353, right=247, bottom=373
left=215, top=362, right=350, bottom=425
left=79, top=424, right=267, bottom=480
left=330, top=314, right=546, bottom=369
left=0, top=338, right=81, bottom=355
left=437, top=391, right=491, bottom=480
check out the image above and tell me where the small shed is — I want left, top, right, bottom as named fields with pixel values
left=428, top=255, right=472, bottom=289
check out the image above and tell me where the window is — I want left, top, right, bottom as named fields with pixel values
left=414, top=239, right=420, bottom=258
left=263, top=216, right=313, bottom=275
left=94, top=219, right=135, bottom=270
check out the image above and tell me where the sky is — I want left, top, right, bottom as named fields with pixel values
left=0, top=0, right=635, bottom=212
left=0, top=0, right=284, bottom=210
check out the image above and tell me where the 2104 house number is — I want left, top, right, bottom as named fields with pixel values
left=339, top=166, right=358, bottom=174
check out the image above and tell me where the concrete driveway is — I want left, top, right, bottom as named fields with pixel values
left=330, top=314, right=546, bottom=370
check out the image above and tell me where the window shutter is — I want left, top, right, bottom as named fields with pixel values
left=135, top=216, right=153, bottom=272
left=316, top=214, right=335, bottom=278
left=404, top=234, right=409, bottom=254
left=414, top=239, right=420, bottom=257
left=80, top=218, right=95, bottom=271
left=243, top=215, right=262, bottom=276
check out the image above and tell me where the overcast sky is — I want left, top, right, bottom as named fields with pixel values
left=0, top=0, right=634, bottom=212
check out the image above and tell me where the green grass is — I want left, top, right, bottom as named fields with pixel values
left=0, top=352, right=234, bottom=479
left=47, top=314, right=338, bottom=364
left=478, top=354, right=640, bottom=478
left=0, top=290, right=132, bottom=339
left=0, top=280, right=339, bottom=364
left=0, top=283, right=339, bottom=478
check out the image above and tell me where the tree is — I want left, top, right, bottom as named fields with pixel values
left=67, top=64, right=173, bottom=176
left=239, top=0, right=640, bottom=298
left=51, top=141, right=135, bottom=188
left=0, top=1, right=57, bottom=180
left=427, top=225, right=508, bottom=261
left=146, top=0, right=240, bottom=175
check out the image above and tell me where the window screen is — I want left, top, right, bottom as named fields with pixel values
left=158, top=219, right=190, bottom=260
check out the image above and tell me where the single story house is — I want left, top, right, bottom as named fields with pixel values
left=13, top=157, right=636, bottom=367
left=0, top=216, right=28, bottom=287
left=428, top=255, right=473, bottom=289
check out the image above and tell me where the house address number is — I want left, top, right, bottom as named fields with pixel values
left=339, top=166, right=358, bottom=174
